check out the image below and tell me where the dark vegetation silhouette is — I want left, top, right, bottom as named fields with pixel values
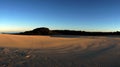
left=19, top=27, right=50, bottom=35
left=18, top=27, right=120, bottom=36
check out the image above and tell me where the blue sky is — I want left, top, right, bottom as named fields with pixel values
left=0, top=0, right=120, bottom=32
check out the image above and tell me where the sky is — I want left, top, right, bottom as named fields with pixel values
left=0, top=0, right=120, bottom=32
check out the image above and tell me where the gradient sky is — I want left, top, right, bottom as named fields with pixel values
left=0, top=0, right=120, bottom=32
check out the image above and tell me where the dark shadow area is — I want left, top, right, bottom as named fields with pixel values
left=50, top=35, right=81, bottom=38
left=83, top=44, right=116, bottom=58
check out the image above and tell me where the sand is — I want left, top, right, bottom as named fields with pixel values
left=0, top=34, right=120, bottom=67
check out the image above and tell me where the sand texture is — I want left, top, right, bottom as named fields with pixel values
left=0, top=34, right=120, bottom=67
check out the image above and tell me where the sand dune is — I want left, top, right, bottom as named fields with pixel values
left=0, top=34, right=120, bottom=67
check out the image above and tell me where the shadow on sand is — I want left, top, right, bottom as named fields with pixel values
left=50, top=35, right=81, bottom=38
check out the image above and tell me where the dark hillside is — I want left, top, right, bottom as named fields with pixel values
left=18, top=27, right=120, bottom=36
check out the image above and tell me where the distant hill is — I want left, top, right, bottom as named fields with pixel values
left=19, top=27, right=50, bottom=35
left=17, top=27, right=120, bottom=36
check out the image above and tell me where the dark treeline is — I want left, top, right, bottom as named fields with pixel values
left=18, top=27, right=120, bottom=36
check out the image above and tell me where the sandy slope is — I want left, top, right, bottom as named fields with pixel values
left=0, top=34, right=118, bottom=49
left=0, top=34, right=120, bottom=67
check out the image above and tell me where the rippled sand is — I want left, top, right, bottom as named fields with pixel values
left=0, top=34, right=120, bottom=67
